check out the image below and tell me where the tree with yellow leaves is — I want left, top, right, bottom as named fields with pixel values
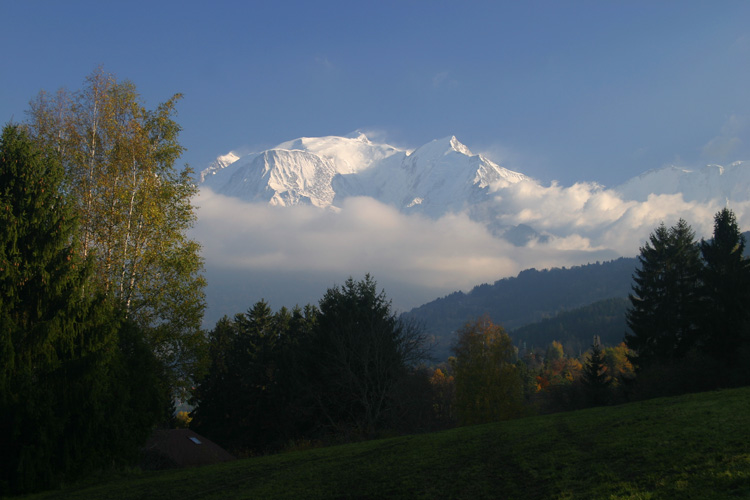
left=451, top=316, right=525, bottom=425
left=25, top=68, right=205, bottom=393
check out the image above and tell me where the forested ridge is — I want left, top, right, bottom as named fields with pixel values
left=4, top=69, right=750, bottom=497
left=511, top=297, right=630, bottom=355
left=404, top=257, right=637, bottom=359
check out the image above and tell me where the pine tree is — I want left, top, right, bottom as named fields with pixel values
left=305, top=275, right=429, bottom=436
left=699, top=208, right=750, bottom=373
left=625, top=219, right=703, bottom=369
left=191, top=302, right=319, bottom=453
left=0, top=125, right=108, bottom=492
left=582, top=337, right=611, bottom=406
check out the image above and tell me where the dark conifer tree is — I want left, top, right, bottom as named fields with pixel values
left=189, top=316, right=237, bottom=448
left=191, top=301, right=318, bottom=452
left=582, top=337, right=611, bottom=406
left=304, top=275, right=429, bottom=437
left=625, top=219, right=703, bottom=369
left=699, top=208, right=750, bottom=376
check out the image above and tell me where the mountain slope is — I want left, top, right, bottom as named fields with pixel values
left=511, top=297, right=630, bottom=354
left=202, top=149, right=338, bottom=207
left=614, top=161, right=750, bottom=203
left=404, top=258, right=637, bottom=359
left=199, top=132, right=750, bottom=246
left=333, top=136, right=527, bottom=218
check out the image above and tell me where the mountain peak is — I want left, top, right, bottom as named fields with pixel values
left=409, top=136, right=473, bottom=160
left=449, top=136, right=472, bottom=156
left=344, top=130, right=371, bottom=142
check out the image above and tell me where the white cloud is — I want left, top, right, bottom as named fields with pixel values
left=486, top=178, right=727, bottom=254
left=193, top=182, right=747, bottom=325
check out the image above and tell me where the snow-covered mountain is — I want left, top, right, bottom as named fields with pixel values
left=613, top=161, right=750, bottom=203
left=199, top=132, right=750, bottom=247
left=199, top=152, right=240, bottom=183
left=199, top=132, right=527, bottom=217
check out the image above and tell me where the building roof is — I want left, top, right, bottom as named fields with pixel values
left=141, top=429, right=234, bottom=470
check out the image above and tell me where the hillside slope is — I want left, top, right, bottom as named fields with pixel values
left=511, top=297, right=630, bottom=355
left=404, top=257, right=637, bottom=359
left=27, top=387, right=750, bottom=499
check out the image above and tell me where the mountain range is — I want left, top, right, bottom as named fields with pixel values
left=200, top=132, right=524, bottom=212
left=198, top=132, right=750, bottom=246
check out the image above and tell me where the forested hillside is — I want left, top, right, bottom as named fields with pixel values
left=404, top=258, right=637, bottom=359
left=511, top=297, right=630, bottom=356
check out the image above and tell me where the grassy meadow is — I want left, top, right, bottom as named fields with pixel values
left=18, top=387, right=750, bottom=500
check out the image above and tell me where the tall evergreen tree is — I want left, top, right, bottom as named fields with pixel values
left=699, top=208, right=750, bottom=371
left=191, top=302, right=317, bottom=453
left=188, top=316, right=237, bottom=448
left=625, top=219, right=703, bottom=369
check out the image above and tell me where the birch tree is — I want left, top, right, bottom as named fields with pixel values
left=25, top=68, right=206, bottom=391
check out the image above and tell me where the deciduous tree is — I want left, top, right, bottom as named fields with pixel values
left=451, top=316, right=524, bottom=425
left=25, top=68, right=206, bottom=392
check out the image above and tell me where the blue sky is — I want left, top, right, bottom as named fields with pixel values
left=3, top=1, right=750, bottom=187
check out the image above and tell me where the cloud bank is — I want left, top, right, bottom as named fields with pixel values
left=192, top=183, right=750, bottom=326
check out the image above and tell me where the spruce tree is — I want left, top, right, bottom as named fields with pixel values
left=582, top=337, right=611, bottom=406
left=191, top=302, right=318, bottom=453
left=305, top=275, right=428, bottom=436
left=0, top=125, right=102, bottom=492
left=699, top=208, right=750, bottom=374
left=625, top=219, right=703, bottom=369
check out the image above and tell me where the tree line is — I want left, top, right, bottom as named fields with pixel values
left=189, top=275, right=433, bottom=453
left=186, top=297, right=641, bottom=455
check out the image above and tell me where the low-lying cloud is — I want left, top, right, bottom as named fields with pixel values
left=192, top=183, right=749, bottom=326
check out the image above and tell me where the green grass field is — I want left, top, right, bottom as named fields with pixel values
left=18, top=387, right=750, bottom=499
